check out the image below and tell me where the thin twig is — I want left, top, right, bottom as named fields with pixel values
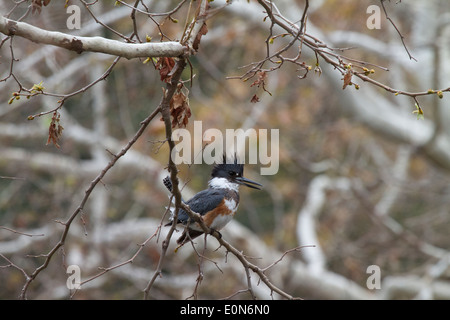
left=0, top=226, right=44, bottom=237
left=379, top=0, right=417, bottom=62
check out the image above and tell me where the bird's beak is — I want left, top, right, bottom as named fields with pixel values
left=235, top=176, right=262, bottom=190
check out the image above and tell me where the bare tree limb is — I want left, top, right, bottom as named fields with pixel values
left=0, top=15, right=186, bottom=59
left=143, top=58, right=188, bottom=299
left=143, top=0, right=210, bottom=298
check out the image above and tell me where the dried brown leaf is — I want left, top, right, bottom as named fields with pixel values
left=31, top=0, right=51, bottom=15
left=46, top=111, right=64, bottom=148
left=250, top=71, right=272, bottom=97
left=342, top=70, right=352, bottom=89
left=193, top=23, right=208, bottom=52
left=250, top=71, right=267, bottom=88
left=250, top=94, right=260, bottom=103
left=155, top=57, right=175, bottom=83
left=170, top=90, right=191, bottom=128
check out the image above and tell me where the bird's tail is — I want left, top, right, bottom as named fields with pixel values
left=177, top=229, right=204, bottom=245
left=163, top=176, right=173, bottom=192
left=163, top=176, right=185, bottom=202
left=163, top=176, right=175, bottom=225
left=163, top=176, right=187, bottom=225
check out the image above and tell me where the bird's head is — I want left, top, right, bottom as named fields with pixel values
left=210, top=156, right=262, bottom=190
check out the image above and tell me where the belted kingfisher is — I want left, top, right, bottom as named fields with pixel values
left=164, top=157, right=262, bottom=246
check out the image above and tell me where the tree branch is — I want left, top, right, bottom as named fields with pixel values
left=0, top=15, right=186, bottom=59
left=143, top=58, right=188, bottom=298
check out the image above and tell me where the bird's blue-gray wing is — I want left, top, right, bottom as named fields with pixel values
left=175, top=189, right=226, bottom=224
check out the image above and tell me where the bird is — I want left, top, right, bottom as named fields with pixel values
left=164, top=157, right=262, bottom=247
